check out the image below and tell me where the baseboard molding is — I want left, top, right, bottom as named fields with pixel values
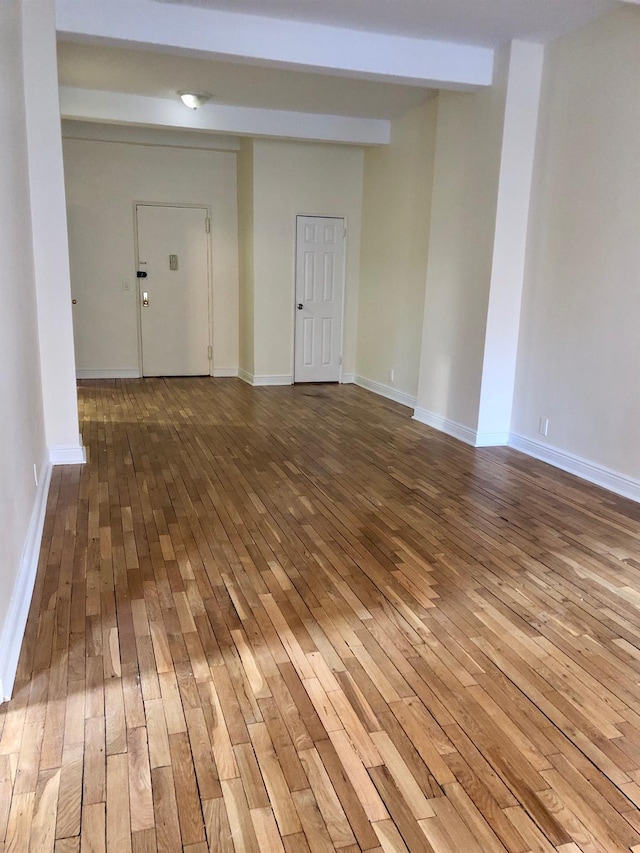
left=238, top=370, right=293, bottom=387
left=412, top=407, right=477, bottom=446
left=212, top=368, right=239, bottom=378
left=49, top=441, right=86, bottom=465
left=254, top=375, right=293, bottom=387
left=509, top=433, right=640, bottom=503
left=354, top=375, right=417, bottom=409
left=0, top=452, right=52, bottom=701
left=76, top=368, right=141, bottom=379
left=475, top=431, right=510, bottom=448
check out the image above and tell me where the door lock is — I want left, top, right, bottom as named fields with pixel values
left=297, top=303, right=304, bottom=310
left=142, top=291, right=149, bottom=307
left=137, top=270, right=148, bottom=278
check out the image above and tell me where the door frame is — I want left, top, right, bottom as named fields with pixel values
left=292, top=213, right=347, bottom=384
left=133, top=201, right=214, bottom=377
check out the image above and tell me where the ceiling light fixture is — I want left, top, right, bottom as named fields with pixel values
left=178, top=91, right=211, bottom=110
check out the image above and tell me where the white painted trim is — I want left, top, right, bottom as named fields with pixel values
left=341, top=373, right=355, bottom=384
left=238, top=370, right=293, bottom=386
left=354, top=375, right=416, bottom=409
left=412, top=407, right=477, bottom=446
left=76, top=368, right=141, bottom=379
left=411, top=408, right=509, bottom=448
left=254, top=375, right=293, bottom=387
left=508, top=433, right=640, bottom=503
left=50, top=437, right=86, bottom=465
left=212, top=367, right=239, bottom=378
left=0, top=453, right=52, bottom=701
left=475, top=431, right=510, bottom=448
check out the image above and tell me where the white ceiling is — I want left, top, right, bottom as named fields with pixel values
left=151, top=0, right=618, bottom=47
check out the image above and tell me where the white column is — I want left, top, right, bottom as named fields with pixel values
left=22, top=0, right=85, bottom=463
left=475, top=41, right=544, bottom=446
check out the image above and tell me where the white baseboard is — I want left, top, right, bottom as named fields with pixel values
left=509, top=433, right=640, bottom=503
left=475, top=431, right=510, bottom=447
left=238, top=370, right=293, bottom=386
left=254, top=374, right=293, bottom=386
left=354, top=375, right=417, bottom=409
left=0, top=453, right=52, bottom=701
left=76, top=368, right=141, bottom=379
left=411, top=409, right=509, bottom=449
left=212, top=367, right=239, bottom=378
left=341, top=373, right=355, bottom=384
left=49, top=440, right=86, bottom=466
left=412, top=407, right=477, bottom=446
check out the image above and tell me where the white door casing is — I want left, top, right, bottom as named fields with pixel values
left=294, top=216, right=345, bottom=383
left=136, top=204, right=210, bottom=377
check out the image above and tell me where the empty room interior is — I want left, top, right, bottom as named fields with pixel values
left=2, top=0, right=640, bottom=850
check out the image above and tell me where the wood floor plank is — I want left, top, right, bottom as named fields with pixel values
left=3, top=378, right=640, bottom=851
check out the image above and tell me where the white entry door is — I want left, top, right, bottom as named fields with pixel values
left=294, top=216, right=345, bottom=383
left=136, top=204, right=210, bottom=376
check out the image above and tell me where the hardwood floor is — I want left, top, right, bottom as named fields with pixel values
left=3, top=377, right=640, bottom=852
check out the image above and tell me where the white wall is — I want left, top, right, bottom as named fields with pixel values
left=415, top=49, right=509, bottom=432
left=0, top=0, right=48, bottom=697
left=513, top=6, right=640, bottom=482
left=62, top=136, right=240, bottom=375
left=250, top=139, right=364, bottom=380
left=356, top=100, right=438, bottom=402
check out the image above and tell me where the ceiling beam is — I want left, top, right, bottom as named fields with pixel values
left=56, top=0, right=494, bottom=91
left=59, top=87, right=391, bottom=145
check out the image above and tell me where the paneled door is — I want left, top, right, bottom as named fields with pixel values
left=294, top=215, right=345, bottom=383
left=136, top=204, right=210, bottom=376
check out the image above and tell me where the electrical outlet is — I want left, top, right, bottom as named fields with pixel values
left=538, top=417, right=549, bottom=437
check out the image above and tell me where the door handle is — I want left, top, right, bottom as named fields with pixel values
left=297, top=303, right=303, bottom=310
left=142, top=291, right=149, bottom=307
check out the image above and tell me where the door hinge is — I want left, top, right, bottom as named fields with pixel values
left=207, top=345, right=213, bottom=360
left=205, top=217, right=210, bottom=233
left=339, top=356, right=343, bottom=366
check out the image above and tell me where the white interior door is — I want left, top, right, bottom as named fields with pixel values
left=294, top=216, right=345, bottom=383
left=136, top=204, right=210, bottom=376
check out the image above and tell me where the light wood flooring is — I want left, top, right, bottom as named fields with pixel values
left=3, top=377, right=640, bottom=852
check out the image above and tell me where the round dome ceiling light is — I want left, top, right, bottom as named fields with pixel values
left=178, top=92, right=212, bottom=110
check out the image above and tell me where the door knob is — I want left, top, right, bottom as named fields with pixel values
left=297, top=303, right=303, bottom=310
